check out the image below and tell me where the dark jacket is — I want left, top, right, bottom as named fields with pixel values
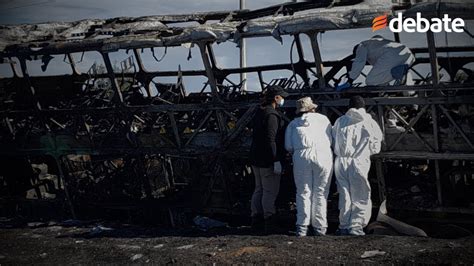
left=249, top=105, right=286, bottom=168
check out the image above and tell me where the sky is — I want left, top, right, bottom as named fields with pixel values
left=0, top=0, right=473, bottom=91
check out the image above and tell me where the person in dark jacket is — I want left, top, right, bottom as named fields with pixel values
left=249, top=85, right=288, bottom=234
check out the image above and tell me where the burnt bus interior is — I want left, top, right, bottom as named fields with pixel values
left=0, top=0, right=473, bottom=229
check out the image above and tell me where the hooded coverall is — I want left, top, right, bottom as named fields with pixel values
left=332, top=108, right=383, bottom=232
left=349, top=36, right=415, bottom=86
left=285, top=112, right=333, bottom=234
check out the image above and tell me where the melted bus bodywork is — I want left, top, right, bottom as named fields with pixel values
left=0, top=0, right=473, bottom=223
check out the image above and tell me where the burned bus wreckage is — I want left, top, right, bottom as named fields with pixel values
left=0, top=0, right=473, bottom=227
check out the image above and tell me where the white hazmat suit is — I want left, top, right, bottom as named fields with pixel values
left=285, top=112, right=333, bottom=234
left=332, top=108, right=383, bottom=233
left=349, top=36, right=415, bottom=86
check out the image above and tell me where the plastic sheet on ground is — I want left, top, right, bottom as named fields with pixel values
left=193, top=216, right=228, bottom=231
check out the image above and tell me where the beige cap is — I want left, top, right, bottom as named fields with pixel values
left=296, top=97, right=317, bottom=114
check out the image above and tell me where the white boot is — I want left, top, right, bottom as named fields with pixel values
left=296, top=225, right=308, bottom=237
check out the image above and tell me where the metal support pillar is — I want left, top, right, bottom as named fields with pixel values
left=67, top=53, right=80, bottom=75
left=375, top=159, right=386, bottom=203
left=431, top=104, right=443, bottom=205
left=198, top=43, right=219, bottom=97
left=307, top=32, right=325, bottom=89
left=293, top=34, right=310, bottom=86
left=240, top=0, right=247, bottom=91
left=426, top=31, right=440, bottom=86
left=56, top=156, right=77, bottom=219
left=102, top=52, right=124, bottom=103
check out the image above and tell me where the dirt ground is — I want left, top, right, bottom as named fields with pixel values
left=1, top=221, right=474, bottom=265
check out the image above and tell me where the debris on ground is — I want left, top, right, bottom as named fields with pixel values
left=193, top=216, right=228, bottom=231
left=1, top=226, right=473, bottom=264
left=448, top=242, right=462, bottom=249
left=88, top=226, right=114, bottom=237
left=60, top=219, right=88, bottom=227
left=27, top=222, right=46, bottom=228
left=176, top=244, right=195, bottom=250
left=377, top=200, right=427, bottom=237
left=130, top=254, right=143, bottom=261
left=48, top=226, right=63, bottom=232
left=410, top=186, right=421, bottom=193
left=366, top=221, right=398, bottom=236
left=361, top=250, right=387, bottom=259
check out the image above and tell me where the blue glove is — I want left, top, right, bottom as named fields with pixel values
left=336, top=82, right=351, bottom=92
